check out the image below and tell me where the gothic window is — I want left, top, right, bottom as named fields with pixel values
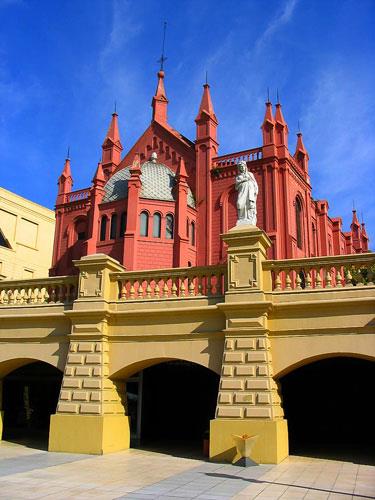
left=110, top=213, right=118, bottom=240
left=140, top=212, right=149, bottom=237
left=295, top=197, right=303, bottom=249
left=312, top=223, right=317, bottom=256
left=100, top=216, right=107, bottom=241
left=191, top=221, right=196, bottom=246
left=166, top=214, right=174, bottom=239
left=152, top=213, right=161, bottom=238
left=120, top=212, right=127, bottom=237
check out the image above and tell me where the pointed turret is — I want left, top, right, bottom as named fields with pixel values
left=261, top=100, right=276, bottom=157
left=275, top=102, right=288, bottom=148
left=152, top=70, right=169, bottom=124
left=294, top=132, right=309, bottom=171
left=57, top=153, right=73, bottom=198
left=351, top=209, right=362, bottom=252
left=195, top=81, right=219, bottom=266
left=92, top=161, right=106, bottom=186
left=102, top=112, right=123, bottom=178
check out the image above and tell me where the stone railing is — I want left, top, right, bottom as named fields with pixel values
left=0, top=276, right=78, bottom=305
left=212, top=147, right=263, bottom=169
left=263, top=253, right=375, bottom=291
left=64, top=188, right=90, bottom=204
left=112, top=264, right=227, bottom=301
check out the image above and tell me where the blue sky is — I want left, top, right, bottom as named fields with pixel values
left=1, top=0, right=374, bottom=246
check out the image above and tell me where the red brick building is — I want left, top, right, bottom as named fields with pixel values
left=50, top=70, right=369, bottom=276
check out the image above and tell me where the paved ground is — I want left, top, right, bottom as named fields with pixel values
left=0, top=441, right=374, bottom=499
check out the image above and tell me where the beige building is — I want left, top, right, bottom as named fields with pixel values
left=0, top=187, right=55, bottom=280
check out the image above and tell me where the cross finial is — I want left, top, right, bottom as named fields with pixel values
left=267, top=87, right=270, bottom=103
left=276, top=89, right=280, bottom=104
left=157, top=21, right=167, bottom=70
left=67, top=146, right=70, bottom=159
left=205, top=70, right=208, bottom=85
left=114, top=101, right=117, bottom=114
left=352, top=199, right=355, bottom=211
left=298, top=120, right=301, bottom=132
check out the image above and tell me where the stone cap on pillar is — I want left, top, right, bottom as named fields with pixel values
left=221, top=225, right=271, bottom=293
left=73, top=254, right=125, bottom=301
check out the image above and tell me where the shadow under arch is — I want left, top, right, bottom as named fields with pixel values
left=112, top=357, right=220, bottom=459
left=1, top=360, right=63, bottom=450
left=277, top=355, right=375, bottom=464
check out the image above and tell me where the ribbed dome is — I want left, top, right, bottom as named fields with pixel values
left=102, top=160, right=196, bottom=208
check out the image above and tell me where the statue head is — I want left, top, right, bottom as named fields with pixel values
left=237, top=160, right=247, bottom=174
left=150, top=152, right=158, bottom=163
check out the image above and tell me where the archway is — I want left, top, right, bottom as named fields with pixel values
left=122, top=360, right=220, bottom=458
left=1, top=361, right=63, bottom=449
left=278, top=356, right=375, bottom=463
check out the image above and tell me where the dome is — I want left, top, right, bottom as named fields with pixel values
left=102, top=159, right=196, bottom=208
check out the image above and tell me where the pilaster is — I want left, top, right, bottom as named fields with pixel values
left=49, top=254, right=130, bottom=454
left=210, top=225, right=288, bottom=464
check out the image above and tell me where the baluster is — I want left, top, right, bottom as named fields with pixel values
left=154, top=281, right=160, bottom=298
left=345, top=268, right=353, bottom=287
left=138, top=280, right=144, bottom=299
left=296, top=271, right=302, bottom=290
left=57, top=285, right=64, bottom=303
left=120, top=282, right=127, bottom=300
left=163, top=280, right=169, bottom=298
left=306, top=270, right=312, bottom=289
left=171, top=279, right=177, bottom=297
left=129, top=280, right=136, bottom=299
left=325, top=268, right=332, bottom=288
left=356, top=267, right=364, bottom=286
left=180, top=278, right=186, bottom=297
left=3, top=291, right=9, bottom=304
left=285, top=271, right=292, bottom=291
left=336, top=267, right=343, bottom=288
left=206, top=275, right=212, bottom=296
left=146, top=282, right=152, bottom=299
left=50, top=287, right=57, bottom=303
left=188, top=277, right=195, bottom=296
left=17, top=289, right=24, bottom=304
left=44, top=288, right=50, bottom=304
left=367, top=267, right=374, bottom=286
left=274, top=271, right=282, bottom=291
left=8, top=289, right=15, bottom=304
left=0, top=290, right=4, bottom=304
left=315, top=269, right=322, bottom=289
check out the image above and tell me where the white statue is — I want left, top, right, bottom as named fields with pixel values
left=235, top=160, right=258, bottom=226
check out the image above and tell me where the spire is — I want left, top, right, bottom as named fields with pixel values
left=261, top=101, right=275, bottom=146
left=275, top=99, right=288, bottom=147
left=152, top=70, right=169, bottom=123
left=92, top=160, right=105, bottom=186
left=177, top=156, right=188, bottom=180
left=196, top=83, right=217, bottom=123
left=102, top=112, right=123, bottom=177
left=351, top=208, right=360, bottom=228
left=57, top=152, right=73, bottom=196
left=294, top=131, right=309, bottom=170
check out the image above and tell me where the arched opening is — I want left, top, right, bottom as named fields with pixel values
left=100, top=215, right=107, bottom=241
left=295, top=197, right=303, bottom=249
left=165, top=214, right=174, bottom=239
left=140, top=211, right=149, bottom=237
left=120, top=211, right=127, bottom=237
left=120, top=360, right=219, bottom=458
left=110, top=213, right=118, bottom=240
left=152, top=212, right=161, bottom=238
left=278, top=356, right=375, bottom=463
left=1, top=361, right=62, bottom=449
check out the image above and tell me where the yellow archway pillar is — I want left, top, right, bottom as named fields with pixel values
left=49, top=254, right=130, bottom=454
left=210, top=226, right=288, bottom=464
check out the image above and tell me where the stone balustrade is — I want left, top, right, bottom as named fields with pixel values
left=112, top=264, right=227, bottom=300
left=263, top=253, right=375, bottom=291
left=212, top=147, right=263, bottom=169
left=0, top=276, right=78, bottom=305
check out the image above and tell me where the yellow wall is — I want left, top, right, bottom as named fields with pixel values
left=0, top=187, right=55, bottom=280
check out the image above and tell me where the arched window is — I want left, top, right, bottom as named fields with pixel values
left=312, top=223, right=317, bottom=256
left=191, top=221, right=195, bottom=246
left=295, top=198, right=303, bottom=249
left=100, top=216, right=107, bottom=241
left=165, top=214, right=174, bottom=239
left=110, top=214, right=117, bottom=240
left=152, top=213, right=161, bottom=238
left=120, top=212, right=127, bottom=237
left=140, top=212, right=149, bottom=237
